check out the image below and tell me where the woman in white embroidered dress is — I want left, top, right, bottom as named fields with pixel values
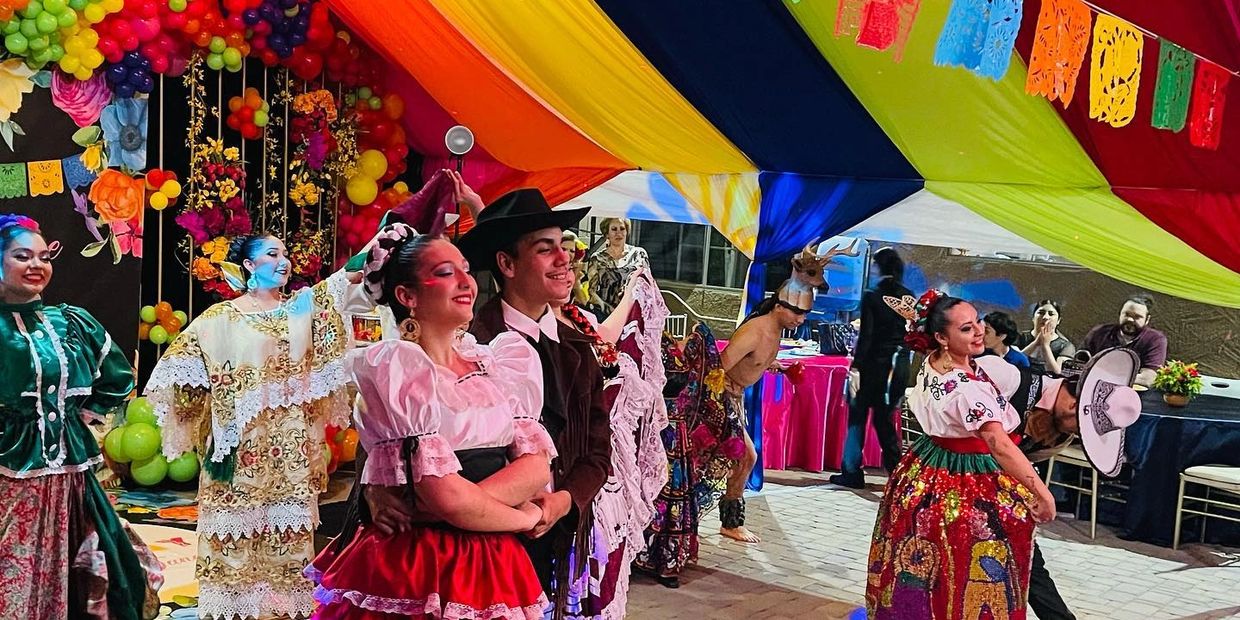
left=308, top=223, right=554, bottom=619
left=145, top=233, right=368, bottom=620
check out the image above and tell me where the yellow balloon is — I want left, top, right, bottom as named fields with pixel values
left=81, top=49, right=104, bottom=69
left=357, top=149, right=388, bottom=180
left=80, top=28, right=99, bottom=47
left=64, top=38, right=84, bottom=55
left=149, top=192, right=169, bottom=211
left=393, top=181, right=409, bottom=193
left=102, top=0, right=124, bottom=13
left=73, top=67, right=93, bottom=81
left=160, top=179, right=182, bottom=198
left=83, top=3, right=106, bottom=23
left=345, top=176, right=378, bottom=206
left=58, top=54, right=81, bottom=73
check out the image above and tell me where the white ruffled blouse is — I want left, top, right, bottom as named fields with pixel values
left=907, top=354, right=1022, bottom=439
left=351, top=331, right=557, bottom=486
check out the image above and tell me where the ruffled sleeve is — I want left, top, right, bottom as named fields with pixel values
left=487, top=332, right=557, bottom=462
left=62, top=306, right=134, bottom=422
left=976, top=355, right=1021, bottom=400
left=352, top=341, right=461, bottom=486
left=945, top=369, right=1021, bottom=433
left=145, top=322, right=211, bottom=460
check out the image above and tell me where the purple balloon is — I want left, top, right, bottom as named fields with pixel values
left=259, top=3, right=279, bottom=22
left=268, top=34, right=286, bottom=50
left=123, top=52, right=143, bottom=68
left=115, top=82, right=136, bottom=99
left=279, top=0, right=298, bottom=8
left=243, top=9, right=261, bottom=25
left=107, top=63, right=129, bottom=83
left=136, top=74, right=155, bottom=93
left=288, top=32, right=305, bottom=46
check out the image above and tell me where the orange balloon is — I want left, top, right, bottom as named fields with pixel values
left=155, top=302, right=173, bottom=320
left=382, top=94, right=404, bottom=120
left=138, top=323, right=151, bottom=340
left=243, top=88, right=262, bottom=110
left=228, top=96, right=243, bottom=113
left=339, top=428, right=359, bottom=462
left=194, top=31, right=212, bottom=48
left=160, top=315, right=183, bottom=332
left=0, top=7, right=13, bottom=20
left=226, top=32, right=245, bottom=48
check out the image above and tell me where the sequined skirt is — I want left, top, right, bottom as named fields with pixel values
left=866, top=435, right=1036, bottom=620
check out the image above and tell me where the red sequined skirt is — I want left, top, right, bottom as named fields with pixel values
left=866, top=435, right=1036, bottom=620
left=308, top=524, right=547, bottom=619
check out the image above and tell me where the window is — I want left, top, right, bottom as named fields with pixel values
left=583, top=219, right=748, bottom=289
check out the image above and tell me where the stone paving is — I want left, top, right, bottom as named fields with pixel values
left=627, top=470, right=1240, bottom=619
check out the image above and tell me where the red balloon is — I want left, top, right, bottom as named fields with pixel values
left=241, top=124, right=262, bottom=140
left=287, top=52, right=323, bottom=81
left=236, top=106, right=253, bottom=122
left=367, top=120, right=393, bottom=145
left=98, top=38, right=123, bottom=63
left=148, top=53, right=170, bottom=74
left=226, top=115, right=241, bottom=130
left=120, top=34, right=140, bottom=52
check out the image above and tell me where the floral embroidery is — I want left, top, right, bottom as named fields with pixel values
left=943, top=379, right=958, bottom=394
left=965, top=402, right=994, bottom=425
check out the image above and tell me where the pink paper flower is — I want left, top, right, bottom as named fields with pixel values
left=51, top=71, right=112, bottom=128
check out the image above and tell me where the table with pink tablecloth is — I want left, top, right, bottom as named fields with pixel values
left=716, top=344, right=898, bottom=473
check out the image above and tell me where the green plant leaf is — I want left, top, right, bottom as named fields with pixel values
left=31, top=71, right=52, bottom=89
left=81, top=239, right=107, bottom=257
left=72, top=126, right=102, bottom=147
left=109, top=232, right=121, bottom=264
left=10, top=121, right=24, bottom=136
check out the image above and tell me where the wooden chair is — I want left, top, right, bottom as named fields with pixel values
left=1173, top=465, right=1240, bottom=550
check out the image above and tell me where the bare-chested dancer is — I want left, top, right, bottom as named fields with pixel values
left=717, top=297, right=807, bottom=543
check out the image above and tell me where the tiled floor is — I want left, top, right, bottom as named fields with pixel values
left=627, top=471, right=1240, bottom=619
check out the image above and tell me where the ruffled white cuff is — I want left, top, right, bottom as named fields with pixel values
left=508, top=417, right=558, bottom=462
left=361, top=434, right=461, bottom=486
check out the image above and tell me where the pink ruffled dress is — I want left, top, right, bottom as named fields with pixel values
left=308, top=332, right=557, bottom=620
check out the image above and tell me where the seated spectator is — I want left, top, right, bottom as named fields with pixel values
left=983, top=311, right=1031, bottom=368
left=1079, top=293, right=1167, bottom=386
left=1014, top=300, right=1076, bottom=375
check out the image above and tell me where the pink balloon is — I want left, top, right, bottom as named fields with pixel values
left=134, top=18, right=161, bottom=42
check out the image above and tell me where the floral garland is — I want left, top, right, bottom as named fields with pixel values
left=286, top=229, right=329, bottom=291
left=176, top=136, right=251, bottom=300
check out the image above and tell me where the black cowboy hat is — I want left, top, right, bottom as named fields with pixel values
left=457, top=188, right=589, bottom=272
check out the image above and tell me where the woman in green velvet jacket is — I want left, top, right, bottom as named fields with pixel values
left=0, top=213, right=160, bottom=619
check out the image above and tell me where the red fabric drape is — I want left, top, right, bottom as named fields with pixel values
left=1114, top=188, right=1240, bottom=274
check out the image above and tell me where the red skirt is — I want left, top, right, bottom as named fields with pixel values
left=308, top=525, right=548, bottom=620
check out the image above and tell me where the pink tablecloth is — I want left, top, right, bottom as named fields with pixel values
left=715, top=342, right=899, bottom=473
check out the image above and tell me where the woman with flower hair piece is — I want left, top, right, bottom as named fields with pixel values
left=308, top=222, right=555, bottom=619
left=145, top=231, right=371, bottom=620
left=866, top=290, right=1056, bottom=620
left=0, top=213, right=162, bottom=619
left=553, top=237, right=671, bottom=618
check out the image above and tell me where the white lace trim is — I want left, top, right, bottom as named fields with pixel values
left=198, top=581, right=316, bottom=620
left=313, top=586, right=548, bottom=620
left=197, top=501, right=318, bottom=539
left=361, top=434, right=462, bottom=486
left=510, top=417, right=558, bottom=462
left=323, top=269, right=355, bottom=317
left=0, top=455, right=102, bottom=479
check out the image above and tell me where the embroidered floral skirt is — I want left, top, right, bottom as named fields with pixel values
left=634, top=416, right=700, bottom=579
left=308, top=524, right=548, bottom=620
left=0, top=471, right=161, bottom=620
left=866, top=435, right=1036, bottom=620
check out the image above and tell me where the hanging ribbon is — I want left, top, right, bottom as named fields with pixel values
left=26, top=160, right=64, bottom=197
left=855, top=0, right=921, bottom=62
left=1025, top=0, right=1091, bottom=107
left=1088, top=14, right=1143, bottom=128
left=934, top=0, right=1023, bottom=80
left=1150, top=40, right=1195, bottom=132
left=0, top=163, right=26, bottom=199
left=835, top=0, right=868, bottom=38
left=1188, top=60, right=1230, bottom=150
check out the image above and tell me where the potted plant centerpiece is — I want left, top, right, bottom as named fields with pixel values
left=1153, top=360, right=1203, bottom=407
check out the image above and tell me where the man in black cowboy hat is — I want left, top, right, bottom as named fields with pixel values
left=458, top=187, right=612, bottom=616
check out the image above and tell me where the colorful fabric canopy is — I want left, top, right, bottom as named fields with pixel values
left=331, top=0, right=1240, bottom=310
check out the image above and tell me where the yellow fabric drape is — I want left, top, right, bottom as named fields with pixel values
left=426, top=0, right=754, bottom=175
left=664, top=173, right=761, bottom=259
left=928, top=181, right=1240, bottom=308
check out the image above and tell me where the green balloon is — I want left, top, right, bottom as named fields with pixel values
left=56, top=10, right=76, bottom=29
left=167, top=0, right=187, bottom=12
left=148, top=325, right=168, bottom=345
left=131, top=454, right=168, bottom=486
left=222, top=47, right=241, bottom=66
left=367, top=96, right=382, bottom=110
left=35, top=12, right=57, bottom=34
left=173, top=310, right=188, bottom=326
left=19, top=19, right=39, bottom=39
left=43, top=0, right=66, bottom=14
left=122, top=422, right=161, bottom=461
left=27, top=34, right=47, bottom=52
left=252, top=109, right=268, bottom=127
left=208, top=36, right=226, bottom=54
left=3, top=20, right=20, bottom=36
left=356, top=86, right=372, bottom=100
left=140, top=305, right=157, bottom=323
left=68, top=0, right=88, bottom=11
left=343, top=93, right=356, bottom=107
left=30, top=46, right=51, bottom=65
left=5, top=34, right=28, bottom=55
left=47, top=42, right=63, bottom=61
left=167, top=452, right=200, bottom=482
left=21, top=1, right=43, bottom=19
left=104, top=427, right=131, bottom=463
left=205, top=52, right=224, bottom=71
left=126, top=397, right=157, bottom=426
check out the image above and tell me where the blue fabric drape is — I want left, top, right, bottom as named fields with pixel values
left=594, top=0, right=917, bottom=178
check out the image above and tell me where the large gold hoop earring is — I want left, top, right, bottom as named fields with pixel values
left=399, top=315, right=421, bottom=343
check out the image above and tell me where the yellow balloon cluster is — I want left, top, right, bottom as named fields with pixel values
left=344, top=149, right=388, bottom=207
left=59, top=24, right=104, bottom=78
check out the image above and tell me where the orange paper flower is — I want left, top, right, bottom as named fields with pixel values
left=88, top=169, right=144, bottom=224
